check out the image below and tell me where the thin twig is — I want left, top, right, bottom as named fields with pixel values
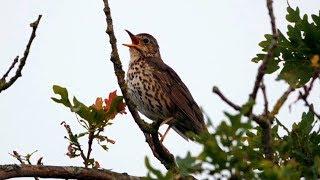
left=212, top=86, right=266, bottom=127
left=0, top=15, right=42, bottom=93
left=269, top=87, right=294, bottom=118
left=302, top=98, right=320, bottom=120
left=61, top=122, right=87, bottom=166
left=275, top=118, right=290, bottom=135
left=291, top=72, right=320, bottom=119
left=102, top=0, right=177, bottom=171
left=10, top=151, right=24, bottom=164
left=1, top=56, right=19, bottom=80
left=86, top=128, right=95, bottom=166
left=248, top=0, right=278, bottom=112
left=212, top=86, right=241, bottom=111
left=255, top=0, right=279, bottom=160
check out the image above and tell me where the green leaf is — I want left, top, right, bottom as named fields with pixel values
left=51, top=85, right=71, bottom=107
left=72, top=97, right=94, bottom=123
left=176, top=152, right=202, bottom=176
left=240, top=99, right=255, bottom=115
left=224, top=112, right=242, bottom=129
left=144, top=157, right=164, bottom=179
left=254, top=7, right=320, bottom=87
left=298, top=110, right=314, bottom=135
left=77, top=132, right=88, bottom=138
left=266, top=58, right=280, bottom=74
left=278, top=61, right=313, bottom=88
left=259, top=34, right=273, bottom=50
left=312, top=13, right=320, bottom=26
left=286, top=7, right=301, bottom=23
left=100, top=145, right=108, bottom=151
left=252, top=53, right=265, bottom=63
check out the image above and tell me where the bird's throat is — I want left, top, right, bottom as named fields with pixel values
left=129, top=48, right=143, bottom=62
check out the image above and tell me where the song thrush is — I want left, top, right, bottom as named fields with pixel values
left=123, top=30, right=207, bottom=141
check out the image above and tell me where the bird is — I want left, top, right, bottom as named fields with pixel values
left=123, top=30, right=208, bottom=141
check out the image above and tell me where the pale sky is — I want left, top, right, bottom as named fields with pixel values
left=1, top=0, right=319, bottom=179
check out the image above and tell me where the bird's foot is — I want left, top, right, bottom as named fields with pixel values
left=160, top=117, right=174, bottom=126
left=160, top=125, right=172, bottom=142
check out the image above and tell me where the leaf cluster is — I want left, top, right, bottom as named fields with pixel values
left=146, top=110, right=320, bottom=179
left=52, top=85, right=125, bottom=128
left=52, top=85, right=126, bottom=167
left=253, top=7, right=320, bottom=88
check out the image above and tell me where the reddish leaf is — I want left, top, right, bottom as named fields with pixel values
left=104, top=91, right=117, bottom=112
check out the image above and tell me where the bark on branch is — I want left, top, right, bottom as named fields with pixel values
left=0, top=164, right=140, bottom=180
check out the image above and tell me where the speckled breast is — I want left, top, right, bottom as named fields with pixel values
left=126, top=59, right=171, bottom=121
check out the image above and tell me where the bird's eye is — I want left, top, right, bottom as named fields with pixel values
left=143, top=38, right=150, bottom=44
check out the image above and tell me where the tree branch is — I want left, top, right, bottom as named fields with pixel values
left=0, top=164, right=140, bottom=180
left=212, top=86, right=241, bottom=111
left=213, top=0, right=279, bottom=161
left=86, top=127, right=95, bottom=167
left=0, top=15, right=42, bottom=93
left=212, top=86, right=266, bottom=128
left=102, top=0, right=177, bottom=172
left=260, top=81, right=269, bottom=116
left=248, top=0, right=278, bottom=110
left=251, top=0, right=278, bottom=160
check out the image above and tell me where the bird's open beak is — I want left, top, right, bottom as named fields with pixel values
left=123, top=30, right=140, bottom=49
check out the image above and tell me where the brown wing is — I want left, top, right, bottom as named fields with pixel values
left=147, top=57, right=207, bottom=137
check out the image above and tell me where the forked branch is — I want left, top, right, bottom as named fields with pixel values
left=0, top=15, right=42, bottom=93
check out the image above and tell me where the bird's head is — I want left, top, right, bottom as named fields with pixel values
left=123, top=30, right=161, bottom=58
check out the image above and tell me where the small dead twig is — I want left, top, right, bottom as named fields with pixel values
left=9, top=151, right=41, bottom=180
left=0, top=15, right=42, bottom=93
left=10, top=151, right=24, bottom=165
left=61, top=122, right=87, bottom=167
left=1, top=56, right=19, bottom=80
